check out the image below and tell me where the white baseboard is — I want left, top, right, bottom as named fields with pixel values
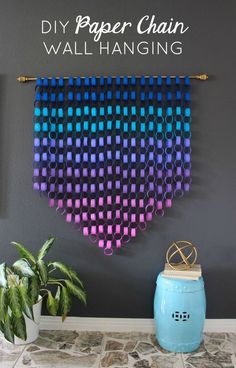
left=39, top=317, right=236, bottom=333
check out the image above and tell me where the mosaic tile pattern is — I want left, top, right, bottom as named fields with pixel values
left=33, top=76, right=191, bottom=255
left=0, top=331, right=235, bottom=368
left=0, top=337, right=25, bottom=368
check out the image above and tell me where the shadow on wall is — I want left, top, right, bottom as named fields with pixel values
left=204, top=268, right=236, bottom=319
left=188, top=83, right=212, bottom=201
left=0, top=74, right=9, bottom=218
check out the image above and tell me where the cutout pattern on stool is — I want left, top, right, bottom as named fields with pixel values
left=172, top=311, right=190, bottom=322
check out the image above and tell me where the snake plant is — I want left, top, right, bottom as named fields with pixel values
left=0, top=237, right=86, bottom=343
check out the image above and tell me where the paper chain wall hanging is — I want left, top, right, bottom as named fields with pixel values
left=18, top=74, right=208, bottom=256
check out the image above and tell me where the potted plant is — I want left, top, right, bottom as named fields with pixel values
left=0, top=237, right=86, bottom=344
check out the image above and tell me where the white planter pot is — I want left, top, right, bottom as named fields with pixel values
left=14, top=296, right=42, bottom=345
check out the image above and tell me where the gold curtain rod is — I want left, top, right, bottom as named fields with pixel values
left=17, top=74, right=208, bottom=83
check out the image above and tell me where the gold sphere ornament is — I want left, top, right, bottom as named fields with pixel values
left=166, top=240, right=197, bottom=270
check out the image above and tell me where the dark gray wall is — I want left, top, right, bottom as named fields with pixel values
left=0, top=0, right=236, bottom=318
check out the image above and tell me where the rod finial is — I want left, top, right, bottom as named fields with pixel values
left=197, top=74, right=208, bottom=81
left=17, top=76, right=28, bottom=83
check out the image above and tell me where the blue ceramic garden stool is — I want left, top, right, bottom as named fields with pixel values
left=154, top=272, right=206, bottom=353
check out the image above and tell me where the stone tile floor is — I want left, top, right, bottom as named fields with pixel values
left=0, top=331, right=235, bottom=368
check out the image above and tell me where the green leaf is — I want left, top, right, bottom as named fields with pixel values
left=12, top=315, right=27, bottom=340
left=13, top=259, right=35, bottom=277
left=68, top=269, right=84, bottom=289
left=21, top=276, right=29, bottom=289
left=11, top=242, right=36, bottom=265
left=8, top=286, right=22, bottom=318
left=46, top=290, right=58, bottom=316
left=4, top=313, right=14, bottom=343
left=60, top=286, right=71, bottom=322
left=37, top=260, right=48, bottom=285
left=0, top=263, right=7, bottom=288
left=38, top=237, right=55, bottom=260
left=49, top=261, right=72, bottom=279
left=65, top=280, right=86, bottom=305
left=55, top=286, right=61, bottom=303
left=0, top=321, right=4, bottom=333
left=18, top=285, right=34, bottom=320
left=0, top=288, right=7, bottom=322
left=29, top=276, right=40, bottom=304
left=49, top=262, right=84, bottom=288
